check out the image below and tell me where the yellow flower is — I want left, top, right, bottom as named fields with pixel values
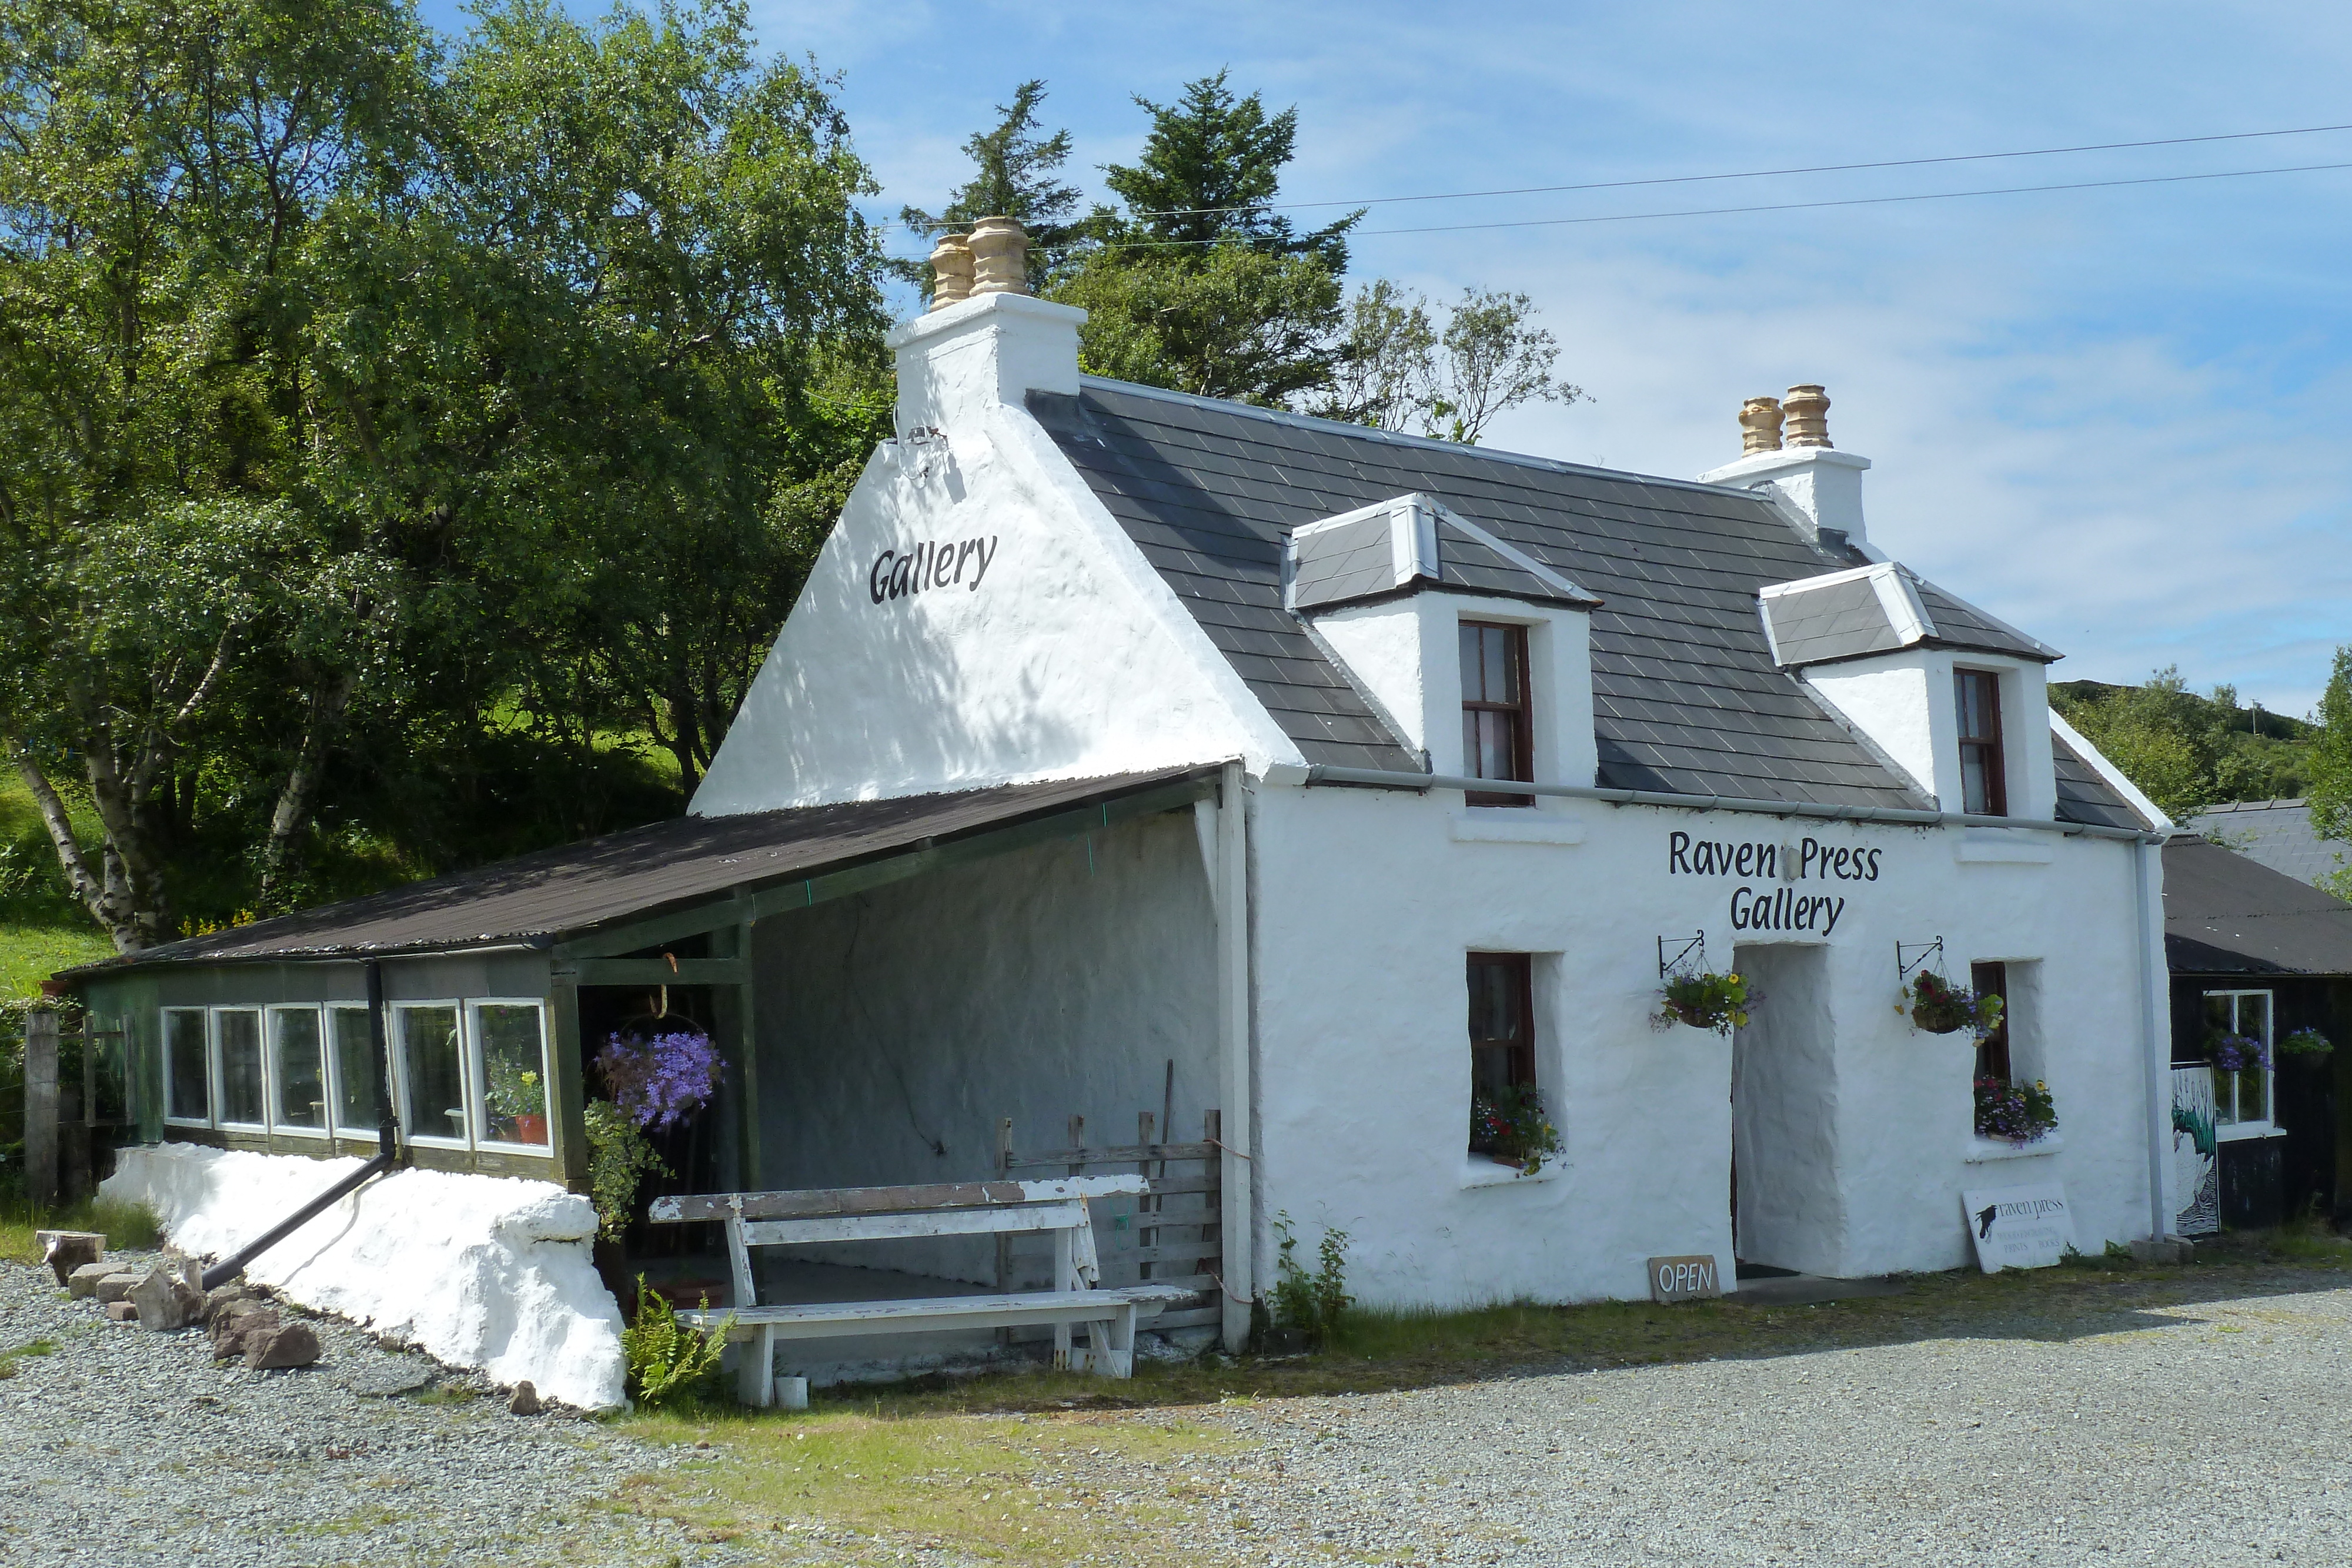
left=1727, top=973, right=1741, bottom=984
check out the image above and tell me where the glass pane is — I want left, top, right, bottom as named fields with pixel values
left=2213, top=1065, right=2239, bottom=1125
left=1459, top=623, right=1484, bottom=701
left=165, top=1011, right=209, bottom=1121
left=477, top=1005, right=549, bottom=1146
left=2240, top=993, right=2271, bottom=1044
left=218, top=1011, right=264, bottom=1125
left=332, top=1008, right=382, bottom=1132
left=1471, top=1043, right=1515, bottom=1096
left=1476, top=711, right=1508, bottom=780
left=1960, top=747, right=1989, bottom=815
left=400, top=1007, right=467, bottom=1142
left=1467, top=958, right=1525, bottom=1045
left=1485, top=628, right=1512, bottom=703
left=2203, top=994, right=2234, bottom=1034
left=270, top=1010, right=326, bottom=1129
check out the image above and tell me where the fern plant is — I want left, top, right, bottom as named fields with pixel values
left=623, top=1275, right=731, bottom=1409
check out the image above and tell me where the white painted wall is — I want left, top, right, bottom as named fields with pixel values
left=1806, top=650, right=2056, bottom=818
left=746, top=809, right=1217, bottom=1283
left=103, top=1144, right=623, bottom=1409
left=693, top=294, right=1293, bottom=814
left=1242, top=777, right=2155, bottom=1306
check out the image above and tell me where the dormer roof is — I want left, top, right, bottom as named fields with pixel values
left=1285, top=493, right=1602, bottom=614
left=1757, top=564, right=2059, bottom=669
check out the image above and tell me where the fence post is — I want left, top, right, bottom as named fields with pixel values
left=24, top=1008, right=59, bottom=1211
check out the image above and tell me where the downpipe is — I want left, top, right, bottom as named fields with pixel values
left=200, top=961, right=406, bottom=1293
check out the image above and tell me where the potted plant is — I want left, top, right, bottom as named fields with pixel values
left=1973, top=1076, right=2057, bottom=1145
left=1658, top=970, right=1752, bottom=1035
left=2280, top=1027, right=2333, bottom=1060
left=485, top=1057, right=547, bottom=1144
left=2204, top=1032, right=2270, bottom=1075
left=1903, top=971, right=2004, bottom=1037
left=1469, top=1084, right=1563, bottom=1175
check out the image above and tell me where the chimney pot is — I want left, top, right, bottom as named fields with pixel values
left=1739, top=397, right=1784, bottom=454
left=967, top=216, right=1032, bottom=297
left=927, top=234, right=974, bottom=312
left=1783, top=384, right=1832, bottom=448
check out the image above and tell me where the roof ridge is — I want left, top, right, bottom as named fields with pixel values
left=1074, top=376, right=1765, bottom=504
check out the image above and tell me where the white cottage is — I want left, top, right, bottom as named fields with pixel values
left=72, top=230, right=2179, bottom=1397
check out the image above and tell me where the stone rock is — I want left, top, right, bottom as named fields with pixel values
left=130, top=1267, right=203, bottom=1332
left=2130, top=1236, right=2197, bottom=1265
left=104, top=1300, right=138, bottom=1323
left=507, top=1380, right=542, bottom=1416
left=201, top=1283, right=255, bottom=1325
left=211, top=1300, right=280, bottom=1360
left=94, top=1273, right=143, bottom=1304
left=38, top=1230, right=105, bottom=1285
left=246, top=1321, right=322, bottom=1370
left=68, top=1261, right=119, bottom=1299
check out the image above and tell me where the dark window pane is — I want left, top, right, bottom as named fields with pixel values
left=332, top=1008, right=380, bottom=1133
left=400, top=1006, right=467, bottom=1143
left=1970, top=962, right=2010, bottom=1082
left=165, top=1010, right=209, bottom=1122
left=1486, top=627, right=1514, bottom=703
left=270, top=1009, right=326, bottom=1130
left=218, top=1011, right=264, bottom=1125
left=1459, top=623, right=1484, bottom=701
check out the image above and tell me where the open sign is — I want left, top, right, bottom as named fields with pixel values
left=1646, top=1254, right=1724, bottom=1303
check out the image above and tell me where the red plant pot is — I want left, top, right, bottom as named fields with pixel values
left=510, top=1112, right=549, bottom=1146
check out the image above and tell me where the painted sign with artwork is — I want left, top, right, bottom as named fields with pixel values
left=2170, top=1065, right=2220, bottom=1237
left=1962, top=1181, right=2075, bottom=1273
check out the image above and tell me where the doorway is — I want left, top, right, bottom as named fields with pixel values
left=1729, top=944, right=1845, bottom=1276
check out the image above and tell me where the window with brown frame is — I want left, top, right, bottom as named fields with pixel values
left=1466, top=952, right=1535, bottom=1098
left=1970, top=961, right=2010, bottom=1082
left=1955, top=668, right=2007, bottom=816
left=1460, top=621, right=1534, bottom=806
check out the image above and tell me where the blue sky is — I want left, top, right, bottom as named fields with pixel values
left=423, top=1, right=2352, bottom=714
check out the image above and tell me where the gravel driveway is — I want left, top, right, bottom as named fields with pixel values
left=1171, top=1275, right=2352, bottom=1566
left=0, top=1256, right=713, bottom=1568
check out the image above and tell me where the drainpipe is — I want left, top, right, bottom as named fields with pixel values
left=2134, top=837, right=2173, bottom=1241
left=199, top=962, right=405, bottom=1293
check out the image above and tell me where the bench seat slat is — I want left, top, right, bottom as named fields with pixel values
left=681, top=1286, right=1191, bottom=1340
left=649, top=1175, right=1148, bottom=1223
left=741, top=1203, right=1084, bottom=1248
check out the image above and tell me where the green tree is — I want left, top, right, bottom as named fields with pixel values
left=2309, top=647, right=2352, bottom=897
left=2051, top=668, right=2286, bottom=823
left=1320, top=283, right=1582, bottom=443
left=898, top=79, right=1080, bottom=290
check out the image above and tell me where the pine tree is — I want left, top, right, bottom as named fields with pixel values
left=900, top=81, right=1081, bottom=289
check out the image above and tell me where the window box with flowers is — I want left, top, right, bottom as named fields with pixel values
left=1973, top=1076, right=2057, bottom=1146
left=1469, top=1084, right=1562, bottom=1177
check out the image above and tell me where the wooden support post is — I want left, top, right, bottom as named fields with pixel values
left=1137, top=1111, right=1157, bottom=1282
left=736, top=919, right=761, bottom=1191
left=24, top=1009, right=58, bottom=1211
left=994, top=1118, right=1015, bottom=1292
left=1214, top=758, right=1254, bottom=1352
left=546, top=977, right=590, bottom=1192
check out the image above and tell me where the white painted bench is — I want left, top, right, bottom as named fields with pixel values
left=646, top=1177, right=1195, bottom=1406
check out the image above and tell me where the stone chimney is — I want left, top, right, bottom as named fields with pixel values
left=1698, top=383, right=1872, bottom=547
left=889, top=218, right=1084, bottom=434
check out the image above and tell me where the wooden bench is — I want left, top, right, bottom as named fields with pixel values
left=647, top=1178, right=1196, bottom=1406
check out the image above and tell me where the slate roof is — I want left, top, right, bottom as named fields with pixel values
left=2052, top=731, right=2149, bottom=831
left=1038, top=379, right=1946, bottom=805
left=2183, top=799, right=2350, bottom=890
left=2163, top=835, right=2352, bottom=977
left=1288, top=494, right=1599, bottom=614
left=1759, top=571, right=1909, bottom=667
left=65, top=767, right=1212, bottom=974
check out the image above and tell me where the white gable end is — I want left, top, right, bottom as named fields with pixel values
left=693, top=299, right=1297, bottom=814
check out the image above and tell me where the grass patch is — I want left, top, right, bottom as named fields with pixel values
left=0, top=922, right=113, bottom=998
left=409, top=1385, right=476, bottom=1406
left=0, top=1337, right=58, bottom=1380
left=0, top=1194, right=162, bottom=1266
left=614, top=1406, right=1236, bottom=1565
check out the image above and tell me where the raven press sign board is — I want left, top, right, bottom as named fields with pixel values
left=1962, top=1181, right=2074, bottom=1273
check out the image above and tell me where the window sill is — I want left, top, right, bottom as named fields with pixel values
left=1449, top=809, right=1585, bottom=847
left=2216, top=1122, right=2286, bottom=1144
left=1461, top=1154, right=1563, bottom=1189
left=1965, top=1133, right=2063, bottom=1163
left=1954, top=828, right=2056, bottom=865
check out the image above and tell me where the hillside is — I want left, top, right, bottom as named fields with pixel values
left=2050, top=674, right=2314, bottom=821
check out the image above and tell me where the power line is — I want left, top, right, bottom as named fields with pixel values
left=874, top=118, right=2352, bottom=239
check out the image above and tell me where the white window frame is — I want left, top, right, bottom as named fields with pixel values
left=161, top=1007, right=215, bottom=1129
left=328, top=1004, right=385, bottom=1140
left=212, top=1007, right=270, bottom=1132
left=466, top=998, right=553, bottom=1154
left=2202, top=988, right=2276, bottom=1139
left=264, top=1004, right=334, bottom=1139
left=391, top=1000, right=473, bottom=1150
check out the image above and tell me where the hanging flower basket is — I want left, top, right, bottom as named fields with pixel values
left=1656, top=970, right=1752, bottom=1035
left=1974, top=1076, right=2057, bottom=1144
left=2204, top=1032, right=2271, bottom=1075
left=2279, top=1027, right=2334, bottom=1060
left=1903, top=971, right=2003, bottom=1037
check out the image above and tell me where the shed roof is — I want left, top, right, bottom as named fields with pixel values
left=2163, top=835, right=2352, bottom=977
left=65, top=767, right=1214, bottom=975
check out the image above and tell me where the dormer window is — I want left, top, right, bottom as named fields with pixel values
left=1955, top=669, right=2007, bottom=816
left=1461, top=621, right=1534, bottom=806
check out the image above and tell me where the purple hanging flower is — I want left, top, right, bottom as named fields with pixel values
left=2206, top=1033, right=2270, bottom=1074
left=596, top=1028, right=722, bottom=1131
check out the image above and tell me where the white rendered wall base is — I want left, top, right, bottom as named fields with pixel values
left=104, top=1144, right=624, bottom=1410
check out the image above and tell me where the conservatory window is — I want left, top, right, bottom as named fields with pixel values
left=396, top=1004, right=469, bottom=1146
left=1461, top=621, right=1535, bottom=806
left=268, top=1007, right=329, bottom=1134
left=470, top=1001, right=552, bottom=1149
left=330, top=1005, right=383, bottom=1137
left=216, top=1009, right=266, bottom=1128
left=163, top=1009, right=212, bottom=1125
left=2202, top=989, right=2273, bottom=1133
